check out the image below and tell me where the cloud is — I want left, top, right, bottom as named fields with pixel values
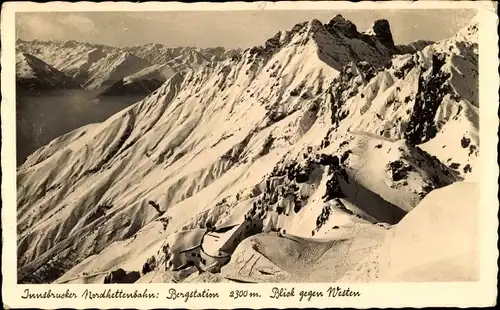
left=16, top=14, right=65, bottom=40
left=16, top=13, right=96, bottom=41
left=15, top=10, right=475, bottom=48
left=58, top=14, right=96, bottom=35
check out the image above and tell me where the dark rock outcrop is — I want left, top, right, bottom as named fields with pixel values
left=387, top=160, right=413, bottom=182
left=396, top=40, right=435, bottom=54
left=404, top=53, right=451, bottom=144
left=103, top=268, right=141, bottom=284
left=325, top=14, right=360, bottom=38
left=99, top=78, right=164, bottom=97
left=372, top=19, right=396, bottom=50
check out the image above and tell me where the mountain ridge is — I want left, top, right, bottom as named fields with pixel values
left=17, top=39, right=242, bottom=92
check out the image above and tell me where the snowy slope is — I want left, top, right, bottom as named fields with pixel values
left=81, top=51, right=152, bottom=90
left=98, top=63, right=176, bottom=96
left=16, top=52, right=81, bottom=91
left=340, top=181, right=479, bottom=282
left=324, top=18, right=479, bottom=179
left=196, top=181, right=478, bottom=283
left=165, top=49, right=210, bottom=72
left=16, top=16, right=479, bottom=284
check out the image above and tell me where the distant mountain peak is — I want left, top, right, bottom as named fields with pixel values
left=325, top=14, right=360, bottom=38
left=16, top=52, right=82, bottom=91
left=244, top=14, right=408, bottom=72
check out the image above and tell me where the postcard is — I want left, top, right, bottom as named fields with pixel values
left=1, top=1, right=498, bottom=308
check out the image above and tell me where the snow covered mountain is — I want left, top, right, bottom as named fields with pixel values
left=16, top=15, right=479, bottom=284
left=97, top=47, right=240, bottom=97
left=14, top=40, right=238, bottom=167
left=126, top=44, right=240, bottom=67
left=17, top=40, right=240, bottom=94
left=17, top=40, right=153, bottom=90
left=16, top=52, right=82, bottom=91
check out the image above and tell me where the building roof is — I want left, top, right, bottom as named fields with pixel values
left=167, top=228, right=207, bottom=253
left=213, top=224, right=239, bottom=233
left=202, top=223, right=243, bottom=257
left=216, top=200, right=253, bottom=229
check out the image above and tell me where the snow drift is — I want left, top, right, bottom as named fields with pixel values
left=340, top=181, right=479, bottom=282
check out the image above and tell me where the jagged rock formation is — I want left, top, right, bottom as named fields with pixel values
left=103, top=268, right=140, bottom=284
left=371, top=19, right=396, bottom=50
left=16, top=15, right=479, bottom=284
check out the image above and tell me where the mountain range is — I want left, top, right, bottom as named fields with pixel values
left=16, top=14, right=479, bottom=284
left=16, top=39, right=241, bottom=92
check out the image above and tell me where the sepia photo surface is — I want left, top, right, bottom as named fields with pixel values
left=2, top=1, right=498, bottom=308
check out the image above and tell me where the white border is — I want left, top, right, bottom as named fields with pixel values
left=2, top=1, right=498, bottom=308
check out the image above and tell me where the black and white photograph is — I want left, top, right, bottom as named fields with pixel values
left=2, top=1, right=498, bottom=308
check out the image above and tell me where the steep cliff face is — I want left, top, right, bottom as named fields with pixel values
left=16, top=16, right=479, bottom=284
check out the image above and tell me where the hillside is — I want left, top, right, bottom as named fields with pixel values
left=16, top=15, right=479, bottom=284
left=16, top=52, right=82, bottom=91
left=98, top=64, right=176, bottom=97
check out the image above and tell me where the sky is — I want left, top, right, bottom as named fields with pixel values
left=16, top=9, right=476, bottom=49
